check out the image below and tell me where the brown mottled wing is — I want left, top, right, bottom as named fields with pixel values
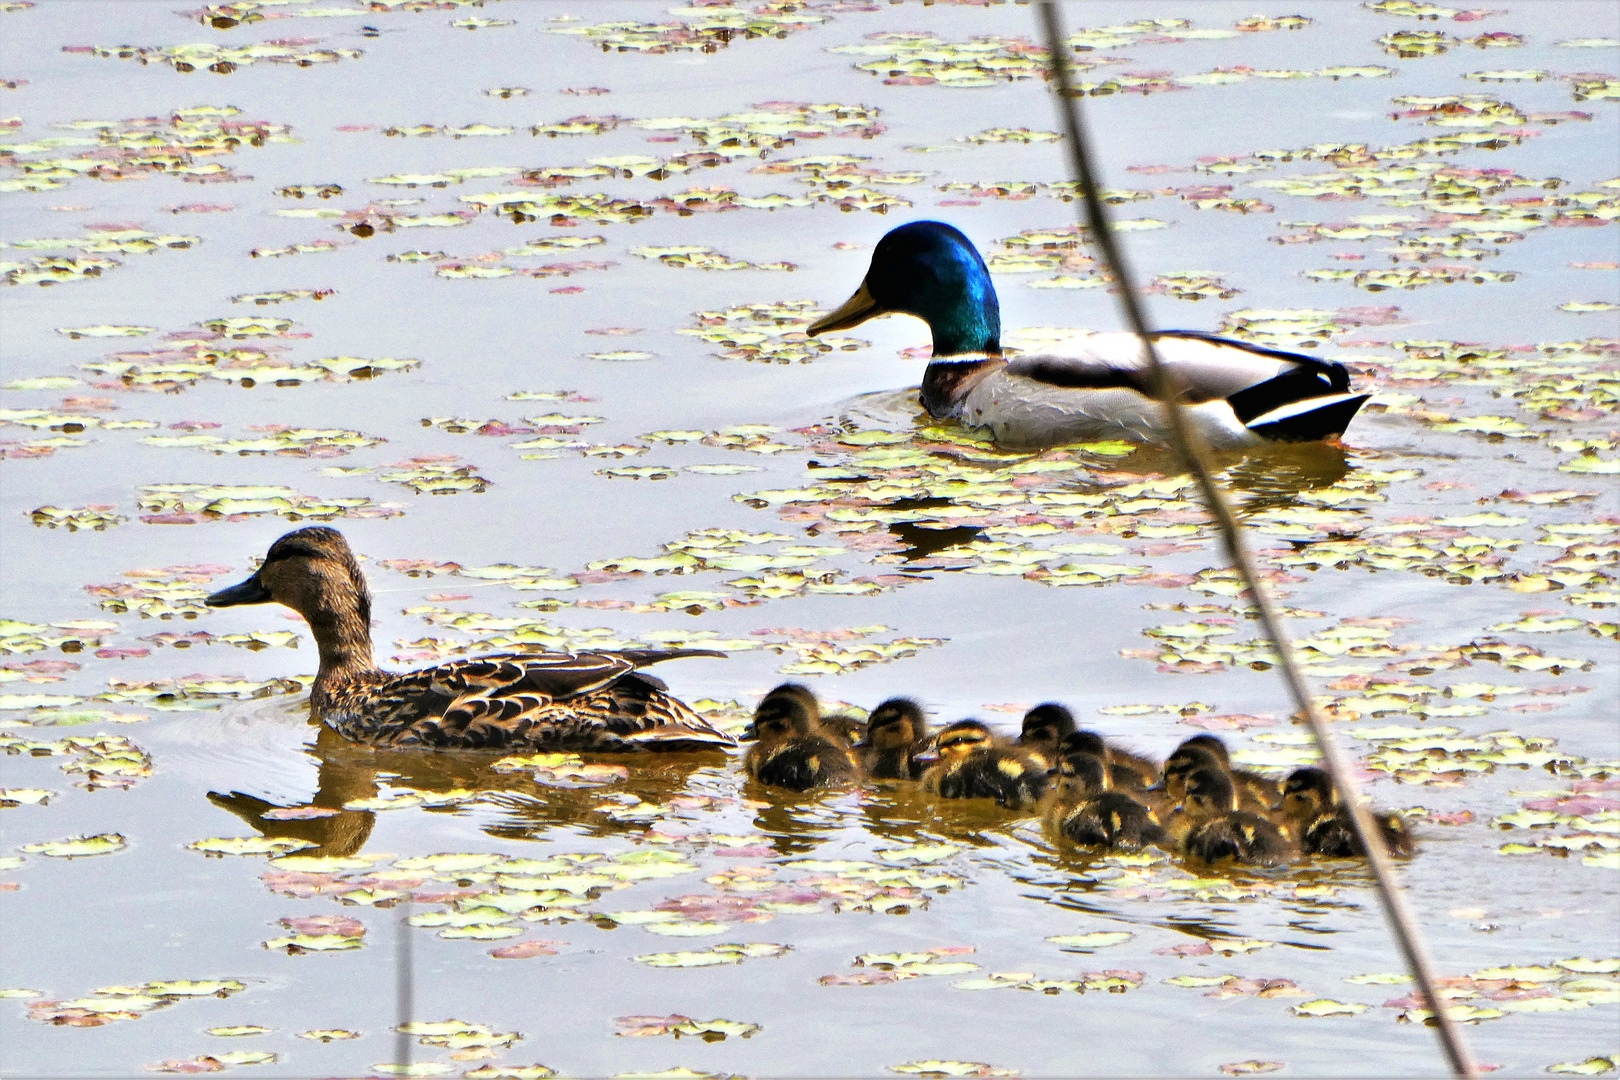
left=322, top=649, right=731, bottom=751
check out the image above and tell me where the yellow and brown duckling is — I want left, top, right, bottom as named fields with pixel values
left=1162, top=735, right=1279, bottom=811
left=1059, top=729, right=1160, bottom=790
left=1017, top=703, right=1077, bottom=769
left=205, top=527, right=731, bottom=752
left=1043, top=752, right=1166, bottom=851
left=819, top=711, right=869, bottom=746
left=1278, top=767, right=1415, bottom=858
left=857, top=697, right=930, bottom=781
left=742, top=683, right=861, bottom=792
left=922, top=719, right=1048, bottom=810
left=1170, top=767, right=1298, bottom=867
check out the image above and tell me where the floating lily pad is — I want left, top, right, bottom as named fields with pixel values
left=19, top=833, right=125, bottom=858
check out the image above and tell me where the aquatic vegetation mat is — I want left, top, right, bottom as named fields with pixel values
left=1, top=1, right=1616, bottom=1077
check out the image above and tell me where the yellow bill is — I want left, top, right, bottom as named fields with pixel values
left=808, top=280, right=880, bottom=336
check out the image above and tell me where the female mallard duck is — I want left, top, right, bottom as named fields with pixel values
left=857, top=697, right=930, bottom=780
left=1277, top=767, right=1415, bottom=858
left=808, top=221, right=1370, bottom=449
left=1043, top=752, right=1165, bottom=850
left=1169, top=767, right=1298, bottom=867
left=1058, top=729, right=1160, bottom=790
left=742, top=683, right=861, bottom=792
left=1162, top=735, right=1280, bottom=810
left=922, top=719, right=1048, bottom=809
left=205, top=527, right=732, bottom=752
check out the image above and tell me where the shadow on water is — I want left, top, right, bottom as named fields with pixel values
left=887, top=500, right=987, bottom=562
left=828, top=391, right=1355, bottom=561
left=1220, top=442, right=1354, bottom=515
left=208, top=726, right=730, bottom=857
left=1063, top=439, right=1353, bottom=513
left=1007, top=832, right=1379, bottom=947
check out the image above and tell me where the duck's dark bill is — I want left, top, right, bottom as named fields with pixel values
left=807, top=280, right=879, bottom=336
left=205, top=575, right=273, bottom=607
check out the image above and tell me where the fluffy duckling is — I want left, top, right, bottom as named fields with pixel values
left=759, top=682, right=819, bottom=719
left=1043, top=752, right=1165, bottom=850
left=858, top=697, right=930, bottom=781
left=1278, top=767, right=1415, bottom=858
left=742, top=684, right=860, bottom=792
left=820, top=712, right=869, bottom=746
left=1172, top=767, right=1298, bottom=867
left=922, top=719, right=1048, bottom=810
left=1017, top=703, right=1077, bottom=768
left=204, top=527, right=731, bottom=751
left=1059, top=730, right=1160, bottom=790
left=1162, top=735, right=1279, bottom=811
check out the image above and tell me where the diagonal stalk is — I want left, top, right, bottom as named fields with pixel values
left=1035, top=4, right=1478, bottom=1075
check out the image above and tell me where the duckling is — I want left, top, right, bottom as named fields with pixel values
left=808, top=221, right=1370, bottom=449
left=205, top=527, right=731, bottom=752
left=921, top=719, right=1047, bottom=810
left=1162, top=735, right=1280, bottom=810
left=1017, top=702, right=1076, bottom=769
left=758, top=682, right=820, bottom=719
left=762, top=682, right=868, bottom=742
left=1058, top=729, right=1160, bottom=790
left=1043, top=752, right=1165, bottom=850
left=858, top=697, right=930, bottom=780
left=1278, top=767, right=1415, bottom=858
left=820, top=712, right=869, bottom=746
left=1172, top=767, right=1298, bottom=868
left=742, top=684, right=860, bottom=792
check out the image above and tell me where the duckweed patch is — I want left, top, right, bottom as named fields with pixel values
left=5, top=4, right=1617, bottom=1077
left=26, top=979, right=246, bottom=1028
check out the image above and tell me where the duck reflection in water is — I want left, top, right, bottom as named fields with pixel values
left=833, top=440, right=1353, bottom=565
left=209, top=726, right=724, bottom=859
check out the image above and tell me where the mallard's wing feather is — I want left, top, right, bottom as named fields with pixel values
left=322, top=650, right=732, bottom=751
left=446, top=648, right=721, bottom=700
left=990, top=331, right=1366, bottom=445
left=1005, top=331, right=1346, bottom=405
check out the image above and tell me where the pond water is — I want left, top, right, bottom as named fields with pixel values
left=1, top=1, right=1617, bottom=1077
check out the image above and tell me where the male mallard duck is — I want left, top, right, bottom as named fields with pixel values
left=742, top=683, right=861, bottom=792
left=205, top=527, right=731, bottom=752
left=1059, top=729, right=1160, bottom=790
left=857, top=697, right=930, bottom=780
left=1161, top=735, right=1280, bottom=810
left=1170, top=767, right=1297, bottom=867
left=921, top=719, right=1047, bottom=809
left=1278, top=766, right=1415, bottom=858
left=1043, top=752, right=1165, bottom=850
left=808, top=221, right=1370, bottom=449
